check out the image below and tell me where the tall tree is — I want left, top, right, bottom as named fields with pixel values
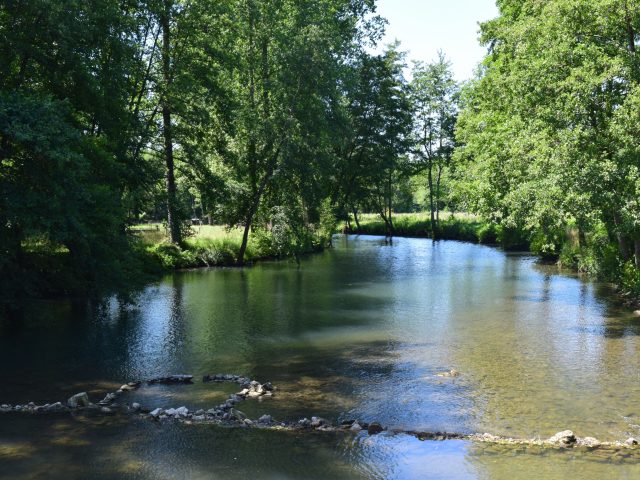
left=410, top=52, right=459, bottom=236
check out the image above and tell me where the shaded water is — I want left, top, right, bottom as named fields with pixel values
left=2, top=235, right=640, bottom=478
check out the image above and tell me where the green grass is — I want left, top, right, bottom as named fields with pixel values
left=347, top=212, right=494, bottom=243
left=133, top=223, right=324, bottom=270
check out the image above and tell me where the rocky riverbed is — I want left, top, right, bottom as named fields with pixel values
left=1, top=372, right=639, bottom=454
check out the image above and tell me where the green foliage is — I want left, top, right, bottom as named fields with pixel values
left=454, top=0, right=640, bottom=293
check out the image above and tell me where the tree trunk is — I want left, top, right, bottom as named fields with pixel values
left=427, top=159, right=436, bottom=239
left=613, top=212, right=630, bottom=261
left=353, top=208, right=361, bottom=230
left=635, top=239, right=640, bottom=269
left=237, top=149, right=281, bottom=266
left=160, top=1, right=181, bottom=245
left=435, top=163, right=443, bottom=226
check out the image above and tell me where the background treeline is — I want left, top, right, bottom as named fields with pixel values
left=3, top=0, right=640, bottom=304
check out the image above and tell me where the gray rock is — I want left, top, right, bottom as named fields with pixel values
left=165, top=408, right=177, bottom=416
left=148, top=375, right=193, bottom=385
left=230, top=409, right=247, bottom=421
left=258, top=414, right=272, bottom=424
left=192, top=415, right=205, bottom=421
left=46, top=402, right=66, bottom=412
left=548, top=430, right=576, bottom=445
left=101, top=407, right=114, bottom=414
left=175, top=406, right=189, bottom=417
left=99, top=393, right=117, bottom=405
left=350, top=422, right=363, bottom=432
left=150, top=408, right=164, bottom=418
left=67, top=392, right=91, bottom=408
left=131, top=403, right=141, bottom=412
left=580, top=437, right=601, bottom=447
left=310, top=416, right=327, bottom=428
left=195, top=409, right=205, bottom=416
left=626, top=437, right=639, bottom=446
left=244, top=419, right=254, bottom=426
left=298, top=418, right=311, bottom=428
left=0, top=404, right=11, bottom=413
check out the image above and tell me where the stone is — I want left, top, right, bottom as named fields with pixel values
left=165, top=408, right=177, bottom=416
left=548, top=430, right=576, bottom=445
left=192, top=415, right=205, bottom=421
left=238, top=389, right=250, bottom=396
left=367, top=422, right=384, bottom=435
left=350, top=422, right=363, bottom=432
left=175, top=406, right=189, bottom=417
left=100, top=407, right=114, bottom=414
left=436, top=369, right=460, bottom=378
left=150, top=408, right=164, bottom=418
left=148, top=375, right=193, bottom=385
left=244, top=419, right=253, bottom=426
left=230, top=409, right=247, bottom=421
left=99, top=393, right=117, bottom=405
left=263, top=382, right=274, bottom=391
left=46, top=402, right=66, bottom=412
left=626, top=438, right=639, bottom=446
left=310, top=417, right=328, bottom=428
left=258, top=414, right=272, bottom=424
left=298, top=418, right=311, bottom=428
left=67, top=392, right=91, bottom=408
left=0, top=404, right=11, bottom=413
left=580, top=437, right=601, bottom=448
left=120, top=384, right=135, bottom=391
left=131, top=403, right=141, bottom=412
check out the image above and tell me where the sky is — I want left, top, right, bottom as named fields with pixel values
left=374, top=0, right=500, bottom=80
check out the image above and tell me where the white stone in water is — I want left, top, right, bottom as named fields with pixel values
left=548, top=430, right=576, bottom=444
left=150, top=408, right=164, bottom=418
left=626, top=438, right=639, bottom=446
left=67, top=392, right=91, bottom=408
left=350, top=422, right=362, bottom=432
left=175, top=406, right=189, bottom=417
left=165, top=408, right=177, bottom=416
left=131, top=403, right=141, bottom=411
left=580, top=437, right=601, bottom=447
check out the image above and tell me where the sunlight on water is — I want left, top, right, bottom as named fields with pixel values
left=2, top=235, right=640, bottom=478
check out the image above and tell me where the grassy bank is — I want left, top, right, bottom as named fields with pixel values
left=135, top=224, right=326, bottom=270
left=344, top=212, right=529, bottom=248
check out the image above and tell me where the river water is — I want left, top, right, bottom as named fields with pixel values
left=1, top=235, right=640, bottom=479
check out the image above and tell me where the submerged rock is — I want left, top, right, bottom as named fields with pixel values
left=150, top=408, right=164, bottom=418
left=580, top=437, right=601, bottom=448
left=258, top=414, right=272, bottom=424
left=548, top=430, right=577, bottom=445
left=367, top=422, right=384, bottom=435
left=436, top=369, right=460, bottom=378
left=350, top=422, right=363, bottom=432
left=148, top=375, right=193, bottom=385
left=67, top=392, right=91, bottom=408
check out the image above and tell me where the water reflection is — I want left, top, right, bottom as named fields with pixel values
left=2, top=235, right=640, bottom=478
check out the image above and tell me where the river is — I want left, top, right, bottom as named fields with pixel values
left=1, top=235, right=640, bottom=479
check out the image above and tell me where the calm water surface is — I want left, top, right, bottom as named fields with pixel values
left=1, top=235, right=640, bottom=479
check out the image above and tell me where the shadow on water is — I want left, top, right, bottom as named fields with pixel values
left=2, top=235, right=640, bottom=478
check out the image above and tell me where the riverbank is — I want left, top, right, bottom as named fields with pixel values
left=136, top=224, right=326, bottom=270
left=343, top=213, right=527, bottom=248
